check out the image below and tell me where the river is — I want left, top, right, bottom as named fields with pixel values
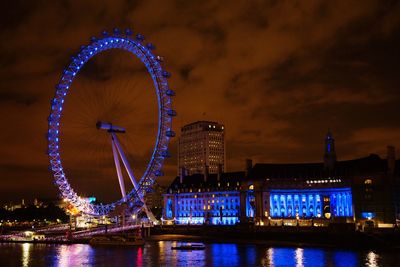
left=0, top=240, right=399, bottom=266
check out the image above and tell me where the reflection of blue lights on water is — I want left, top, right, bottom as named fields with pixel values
left=265, top=247, right=327, bottom=267
left=0, top=242, right=394, bottom=266
left=211, top=244, right=239, bottom=266
left=332, top=251, right=358, bottom=267
left=244, top=245, right=257, bottom=266
left=263, top=247, right=361, bottom=267
left=267, top=247, right=297, bottom=266
left=302, top=249, right=325, bottom=266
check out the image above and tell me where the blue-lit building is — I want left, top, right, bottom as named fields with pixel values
left=163, top=131, right=400, bottom=228
left=268, top=188, right=353, bottom=219
left=163, top=171, right=244, bottom=225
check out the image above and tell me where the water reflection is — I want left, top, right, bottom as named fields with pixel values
left=264, top=247, right=327, bottom=267
left=211, top=244, right=239, bottom=266
left=332, top=251, right=358, bottom=267
left=57, top=244, right=94, bottom=266
left=303, top=248, right=325, bottom=266
left=366, top=251, right=379, bottom=267
left=265, top=247, right=274, bottom=266
left=21, top=243, right=31, bottom=267
left=295, top=248, right=304, bottom=267
left=267, top=248, right=298, bottom=266
left=0, top=241, right=398, bottom=266
left=136, top=246, right=143, bottom=267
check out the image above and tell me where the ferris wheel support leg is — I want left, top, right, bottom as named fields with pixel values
left=111, top=133, right=158, bottom=223
left=111, top=136, right=127, bottom=201
left=111, top=133, right=140, bottom=193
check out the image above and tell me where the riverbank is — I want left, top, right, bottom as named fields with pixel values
left=2, top=224, right=400, bottom=250
left=0, top=239, right=73, bottom=245
left=151, top=225, right=400, bottom=250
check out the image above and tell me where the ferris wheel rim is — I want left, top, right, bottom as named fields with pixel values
left=47, top=29, right=175, bottom=216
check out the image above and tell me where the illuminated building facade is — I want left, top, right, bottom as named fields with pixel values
left=164, top=131, right=400, bottom=228
left=163, top=172, right=243, bottom=225
left=268, top=188, right=353, bottom=218
left=178, top=121, right=225, bottom=175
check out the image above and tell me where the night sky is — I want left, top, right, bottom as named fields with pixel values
left=1, top=1, right=399, bottom=204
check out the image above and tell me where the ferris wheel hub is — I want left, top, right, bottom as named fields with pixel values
left=96, top=121, right=126, bottom=133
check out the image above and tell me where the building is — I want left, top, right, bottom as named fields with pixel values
left=163, top=131, right=400, bottom=229
left=3, top=199, right=26, bottom=211
left=163, top=171, right=244, bottom=225
left=178, top=121, right=225, bottom=175
left=144, top=183, right=165, bottom=210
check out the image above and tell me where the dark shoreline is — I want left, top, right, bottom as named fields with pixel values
left=150, top=225, right=400, bottom=250
left=0, top=240, right=74, bottom=245
left=2, top=225, right=400, bottom=250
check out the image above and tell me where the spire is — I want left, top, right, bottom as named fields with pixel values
left=324, top=129, right=336, bottom=169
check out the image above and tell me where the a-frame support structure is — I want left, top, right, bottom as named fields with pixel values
left=97, top=121, right=157, bottom=223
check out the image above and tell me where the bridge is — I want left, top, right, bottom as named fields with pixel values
left=0, top=222, right=152, bottom=243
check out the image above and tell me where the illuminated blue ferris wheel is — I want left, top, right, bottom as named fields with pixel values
left=47, top=28, right=176, bottom=218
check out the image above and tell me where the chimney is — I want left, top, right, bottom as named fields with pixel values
left=179, top=167, right=185, bottom=183
left=217, top=164, right=223, bottom=181
left=387, top=145, right=396, bottom=175
left=245, top=159, right=253, bottom=175
left=204, top=165, right=209, bottom=182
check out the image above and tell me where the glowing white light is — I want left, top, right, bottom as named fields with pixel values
left=295, top=248, right=304, bottom=267
left=366, top=251, right=378, bottom=267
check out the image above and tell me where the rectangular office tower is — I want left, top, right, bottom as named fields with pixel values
left=178, top=121, right=225, bottom=175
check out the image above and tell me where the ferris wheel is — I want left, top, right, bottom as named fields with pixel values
left=47, top=28, right=176, bottom=219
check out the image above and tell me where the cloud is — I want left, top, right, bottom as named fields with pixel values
left=343, top=127, right=400, bottom=157
left=0, top=0, right=400, bottom=203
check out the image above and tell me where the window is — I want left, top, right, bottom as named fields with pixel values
left=364, top=179, right=373, bottom=200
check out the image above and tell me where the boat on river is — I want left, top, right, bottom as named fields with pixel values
left=171, top=243, right=205, bottom=250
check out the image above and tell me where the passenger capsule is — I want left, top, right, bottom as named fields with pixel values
left=167, top=109, right=177, bottom=116
left=162, top=70, right=171, bottom=78
left=160, top=150, right=171, bottom=158
left=113, top=28, right=121, bottom=35
left=166, top=89, right=175, bottom=96
left=125, top=28, right=133, bottom=36
left=146, top=43, right=155, bottom=50
left=166, top=130, right=176, bottom=137
left=136, top=34, right=145, bottom=42
left=155, top=170, right=164, bottom=176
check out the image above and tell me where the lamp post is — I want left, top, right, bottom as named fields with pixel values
left=132, top=214, right=136, bottom=225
